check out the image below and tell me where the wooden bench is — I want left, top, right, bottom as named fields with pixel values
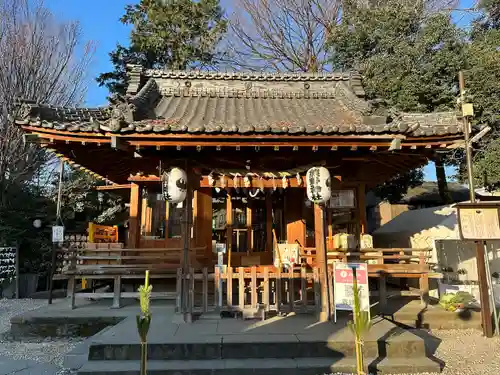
left=61, top=245, right=207, bottom=309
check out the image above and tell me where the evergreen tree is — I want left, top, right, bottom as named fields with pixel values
left=466, top=0, right=500, bottom=189
left=328, top=0, right=466, bottom=202
left=97, top=0, right=227, bottom=99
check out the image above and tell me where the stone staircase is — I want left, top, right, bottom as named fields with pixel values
left=73, top=315, right=443, bottom=375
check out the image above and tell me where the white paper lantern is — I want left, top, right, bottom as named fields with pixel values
left=162, top=167, right=187, bottom=203
left=306, top=167, right=331, bottom=204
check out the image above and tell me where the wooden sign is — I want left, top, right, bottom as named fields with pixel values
left=456, top=202, right=500, bottom=240
left=329, top=190, right=355, bottom=208
left=274, top=243, right=300, bottom=268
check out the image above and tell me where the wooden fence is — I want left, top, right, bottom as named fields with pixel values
left=175, top=248, right=433, bottom=315
left=175, top=266, right=324, bottom=314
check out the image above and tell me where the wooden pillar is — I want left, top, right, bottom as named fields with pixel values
left=128, top=184, right=142, bottom=248
left=247, top=202, right=253, bottom=253
left=266, top=190, right=273, bottom=252
left=164, top=201, right=170, bottom=246
left=314, top=203, right=330, bottom=322
left=196, top=187, right=213, bottom=259
left=285, top=188, right=306, bottom=247
left=357, top=183, right=367, bottom=234
left=192, top=190, right=199, bottom=244
left=226, top=191, right=233, bottom=269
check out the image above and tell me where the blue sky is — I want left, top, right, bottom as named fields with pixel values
left=45, top=0, right=475, bottom=182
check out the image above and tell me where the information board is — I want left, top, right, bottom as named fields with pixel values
left=457, top=206, right=500, bottom=240
left=52, top=226, right=65, bottom=243
left=333, top=263, right=370, bottom=322
left=329, top=190, right=355, bottom=208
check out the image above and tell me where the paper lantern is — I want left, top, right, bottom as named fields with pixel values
left=162, top=167, right=187, bottom=203
left=306, top=167, right=331, bottom=204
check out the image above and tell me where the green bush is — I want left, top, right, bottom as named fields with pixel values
left=439, top=291, right=475, bottom=312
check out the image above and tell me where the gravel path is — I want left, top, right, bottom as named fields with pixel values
left=1, top=299, right=500, bottom=375
left=0, top=298, right=80, bottom=375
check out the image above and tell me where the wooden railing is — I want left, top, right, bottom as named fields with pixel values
left=66, top=244, right=208, bottom=270
left=175, top=265, right=324, bottom=314
left=88, top=222, right=119, bottom=243
left=176, top=259, right=431, bottom=316
left=301, top=247, right=431, bottom=267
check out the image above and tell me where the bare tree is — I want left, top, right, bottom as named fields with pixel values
left=0, top=0, right=94, bottom=203
left=226, top=0, right=341, bottom=72
left=225, top=0, right=460, bottom=73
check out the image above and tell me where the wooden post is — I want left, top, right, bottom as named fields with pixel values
left=68, top=276, right=76, bottom=309
left=188, top=267, right=195, bottom=316
left=476, top=241, right=494, bottom=337
left=314, top=203, right=330, bottom=321
left=128, top=183, right=142, bottom=248
left=226, top=192, right=233, bottom=269
left=111, top=276, right=122, bottom=309
left=276, top=267, right=282, bottom=313
left=215, top=267, right=221, bottom=309
left=227, top=267, right=233, bottom=308
left=357, top=183, right=367, bottom=234
left=459, top=71, right=493, bottom=338
left=176, top=268, right=182, bottom=312
left=301, top=266, right=307, bottom=308
left=251, top=266, right=258, bottom=308
left=239, top=267, right=245, bottom=310
left=266, top=190, right=273, bottom=252
left=202, top=267, right=209, bottom=313
left=182, top=184, right=193, bottom=323
left=197, top=188, right=213, bottom=259
left=247, top=203, right=253, bottom=253
left=285, top=188, right=306, bottom=247
left=263, top=267, right=270, bottom=310
left=378, top=274, right=387, bottom=312
left=313, top=267, right=321, bottom=312
left=88, top=222, right=95, bottom=243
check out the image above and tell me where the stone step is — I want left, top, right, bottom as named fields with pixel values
left=77, top=357, right=442, bottom=375
left=88, top=331, right=427, bottom=361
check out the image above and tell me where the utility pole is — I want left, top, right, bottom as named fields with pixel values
left=459, top=71, right=493, bottom=338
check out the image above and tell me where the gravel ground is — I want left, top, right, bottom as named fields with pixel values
left=1, top=299, right=500, bottom=375
left=0, top=298, right=81, bottom=375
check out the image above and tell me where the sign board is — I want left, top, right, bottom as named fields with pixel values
left=274, top=243, right=300, bottom=268
left=333, top=263, right=370, bottom=322
left=51, top=226, right=65, bottom=243
left=456, top=202, right=500, bottom=240
left=215, top=243, right=226, bottom=254
left=329, top=190, right=355, bottom=208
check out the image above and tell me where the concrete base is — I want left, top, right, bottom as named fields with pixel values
left=76, top=312, right=442, bottom=374
left=78, top=357, right=441, bottom=375
left=7, top=299, right=445, bottom=375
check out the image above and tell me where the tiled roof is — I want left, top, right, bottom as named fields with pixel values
left=11, top=67, right=463, bottom=137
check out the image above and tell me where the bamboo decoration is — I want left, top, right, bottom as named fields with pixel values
left=136, top=270, right=152, bottom=375
left=348, top=267, right=372, bottom=375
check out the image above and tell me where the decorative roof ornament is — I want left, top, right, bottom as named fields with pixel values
left=100, top=97, right=136, bottom=133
